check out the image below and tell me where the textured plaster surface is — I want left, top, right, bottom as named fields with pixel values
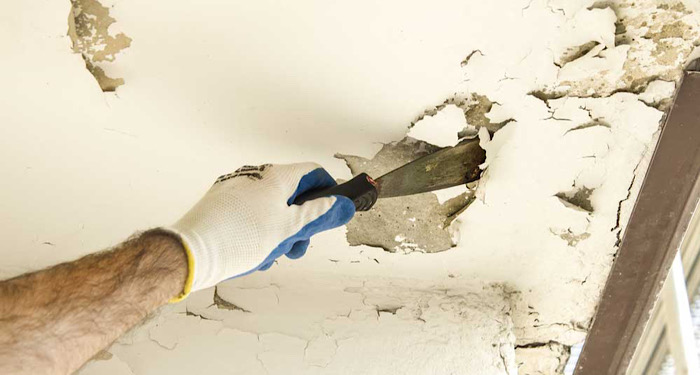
left=340, top=138, right=475, bottom=254
left=1, top=0, right=699, bottom=374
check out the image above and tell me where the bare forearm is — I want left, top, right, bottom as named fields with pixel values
left=0, top=230, right=187, bottom=375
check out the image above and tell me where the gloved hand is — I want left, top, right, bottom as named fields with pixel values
left=166, top=163, right=355, bottom=301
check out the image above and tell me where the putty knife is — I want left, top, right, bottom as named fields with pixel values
left=293, top=139, right=486, bottom=211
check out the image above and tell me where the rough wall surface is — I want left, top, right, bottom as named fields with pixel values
left=1, top=0, right=699, bottom=374
left=80, top=281, right=516, bottom=375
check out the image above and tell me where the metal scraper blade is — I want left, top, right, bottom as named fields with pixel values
left=375, top=139, right=486, bottom=198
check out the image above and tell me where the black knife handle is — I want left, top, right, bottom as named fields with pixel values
left=292, top=173, right=379, bottom=211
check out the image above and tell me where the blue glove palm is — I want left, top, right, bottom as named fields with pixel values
left=254, top=168, right=355, bottom=271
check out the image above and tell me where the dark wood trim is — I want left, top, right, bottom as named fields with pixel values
left=575, top=62, right=700, bottom=375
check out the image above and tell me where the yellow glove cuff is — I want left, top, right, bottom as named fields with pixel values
left=169, top=239, right=195, bottom=303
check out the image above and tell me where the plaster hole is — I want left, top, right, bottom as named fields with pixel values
left=644, top=20, right=694, bottom=42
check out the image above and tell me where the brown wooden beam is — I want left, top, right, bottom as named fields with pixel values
left=575, top=61, right=700, bottom=375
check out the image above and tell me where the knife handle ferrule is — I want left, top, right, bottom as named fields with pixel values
left=292, top=173, right=379, bottom=211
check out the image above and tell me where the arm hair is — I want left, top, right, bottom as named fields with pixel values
left=0, top=230, right=187, bottom=374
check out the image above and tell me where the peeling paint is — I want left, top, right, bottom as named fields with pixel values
left=553, top=0, right=700, bottom=97
left=67, top=0, right=131, bottom=91
left=338, top=138, right=476, bottom=253
left=7, top=0, right=700, bottom=374
left=411, top=94, right=513, bottom=136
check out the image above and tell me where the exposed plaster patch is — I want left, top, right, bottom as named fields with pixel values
left=552, top=0, right=700, bottom=97
left=67, top=0, right=131, bottom=91
left=338, top=138, right=477, bottom=253
left=340, top=95, right=508, bottom=254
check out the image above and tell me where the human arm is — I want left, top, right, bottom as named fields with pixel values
left=0, top=163, right=355, bottom=375
left=0, top=230, right=187, bottom=374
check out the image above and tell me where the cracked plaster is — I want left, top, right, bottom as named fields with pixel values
left=2, top=0, right=700, bottom=374
left=101, top=282, right=516, bottom=375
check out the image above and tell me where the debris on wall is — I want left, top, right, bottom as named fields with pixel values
left=67, top=0, right=131, bottom=91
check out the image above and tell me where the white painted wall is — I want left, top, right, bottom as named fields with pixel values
left=1, top=0, right=698, bottom=374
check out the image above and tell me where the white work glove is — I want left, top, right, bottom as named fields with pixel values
left=166, top=163, right=355, bottom=300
